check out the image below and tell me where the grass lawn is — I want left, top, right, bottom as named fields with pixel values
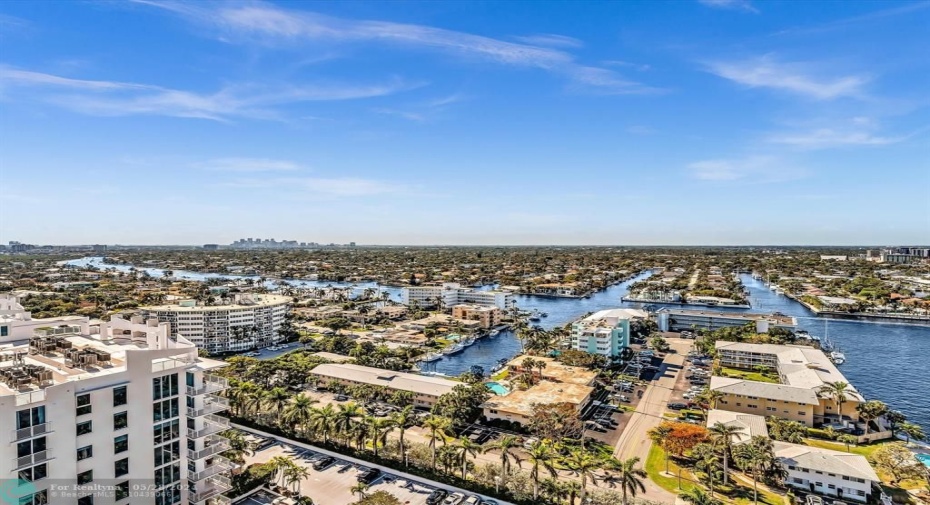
left=802, top=438, right=892, bottom=458
left=719, top=367, right=780, bottom=384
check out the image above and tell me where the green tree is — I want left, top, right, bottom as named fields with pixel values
left=818, top=381, right=850, bottom=420
left=564, top=448, right=602, bottom=503
left=483, top=434, right=522, bottom=476
left=901, top=422, right=926, bottom=444
left=872, top=443, right=926, bottom=485
left=603, top=456, right=647, bottom=505
left=283, top=395, right=318, bottom=437
left=454, top=436, right=482, bottom=480
left=526, top=438, right=560, bottom=500
left=856, top=400, right=888, bottom=435
left=423, top=415, right=452, bottom=471
left=679, top=487, right=722, bottom=505
left=708, top=421, right=744, bottom=486
left=648, top=424, right=674, bottom=474
left=334, top=402, right=364, bottom=447
left=837, top=434, right=858, bottom=452
left=390, top=405, right=415, bottom=460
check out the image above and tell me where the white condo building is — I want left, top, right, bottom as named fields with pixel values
left=140, top=294, right=291, bottom=354
left=1, top=293, right=90, bottom=344
left=400, top=283, right=514, bottom=311
left=0, top=314, right=232, bottom=505
left=570, top=309, right=646, bottom=357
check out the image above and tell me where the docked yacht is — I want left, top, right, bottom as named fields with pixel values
left=830, top=350, right=846, bottom=365
left=443, top=342, right=466, bottom=355
left=420, top=352, right=442, bottom=363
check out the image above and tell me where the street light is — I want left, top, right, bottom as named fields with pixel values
left=494, top=476, right=501, bottom=494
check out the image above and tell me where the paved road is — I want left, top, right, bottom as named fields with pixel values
left=612, top=338, right=693, bottom=503
left=233, top=423, right=514, bottom=505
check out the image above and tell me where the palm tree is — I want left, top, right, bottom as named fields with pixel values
left=734, top=436, right=774, bottom=504
left=679, top=486, right=721, bottom=505
left=837, top=434, right=858, bottom=452
left=220, top=429, right=253, bottom=465
left=454, top=436, right=481, bottom=480
left=390, top=405, right=415, bottom=459
left=284, top=465, right=310, bottom=497
left=697, top=452, right=720, bottom=496
left=819, top=381, right=850, bottom=420
left=856, top=400, right=888, bottom=435
left=368, top=417, right=394, bottom=458
left=268, top=455, right=297, bottom=487
left=901, top=422, right=926, bottom=445
left=423, top=415, right=451, bottom=471
left=648, top=423, right=674, bottom=474
left=263, top=387, right=292, bottom=426
left=282, top=395, right=318, bottom=437
left=309, top=404, right=338, bottom=445
left=334, top=402, right=364, bottom=447
left=564, top=449, right=602, bottom=503
left=603, top=456, right=647, bottom=505
left=483, top=434, right=522, bottom=476
left=697, top=389, right=724, bottom=414
left=708, top=422, right=744, bottom=486
left=350, top=482, right=370, bottom=499
left=526, top=439, right=559, bottom=500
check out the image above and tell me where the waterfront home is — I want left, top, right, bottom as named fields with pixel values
left=309, top=363, right=457, bottom=409
left=655, top=308, right=796, bottom=333
left=451, top=304, right=502, bottom=329
left=712, top=342, right=866, bottom=429
left=775, top=441, right=879, bottom=502
left=401, top=283, right=514, bottom=310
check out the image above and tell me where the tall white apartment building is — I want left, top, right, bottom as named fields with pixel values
left=0, top=315, right=232, bottom=505
left=570, top=309, right=646, bottom=357
left=1, top=293, right=90, bottom=344
left=140, top=294, right=291, bottom=354
left=400, top=283, right=514, bottom=311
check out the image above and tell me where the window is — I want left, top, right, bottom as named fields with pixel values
left=115, top=458, right=129, bottom=477
left=76, top=394, right=92, bottom=416
left=17, top=436, right=47, bottom=458
left=114, top=412, right=128, bottom=430
left=828, top=484, right=836, bottom=489
left=155, top=441, right=180, bottom=467
left=798, top=411, right=806, bottom=415
left=19, top=490, right=48, bottom=505
left=115, top=481, right=130, bottom=502
left=77, top=470, right=93, bottom=485
left=856, top=490, right=866, bottom=496
left=77, top=446, right=93, bottom=461
left=792, top=478, right=804, bottom=484
left=153, top=419, right=180, bottom=444
left=77, top=421, right=92, bottom=436
left=153, top=374, right=179, bottom=400
left=16, top=406, right=46, bottom=429
left=114, top=435, right=129, bottom=454
left=153, top=398, right=179, bottom=422
left=78, top=496, right=94, bottom=505
left=113, top=385, right=127, bottom=407
left=154, top=463, right=181, bottom=487
left=1, top=325, right=7, bottom=336
left=17, top=463, right=47, bottom=482
left=815, top=482, right=823, bottom=487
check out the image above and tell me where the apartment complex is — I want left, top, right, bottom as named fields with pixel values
left=140, top=294, right=291, bottom=354
left=0, top=315, right=232, bottom=505
left=1, top=293, right=90, bottom=344
left=569, top=308, right=645, bottom=357
left=775, top=441, right=879, bottom=502
left=451, top=304, right=502, bottom=329
left=400, top=283, right=515, bottom=311
left=310, top=363, right=458, bottom=409
left=656, top=308, right=797, bottom=333
left=711, top=342, right=863, bottom=427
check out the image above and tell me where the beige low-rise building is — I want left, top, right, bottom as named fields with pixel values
left=451, top=304, right=502, bottom=329
left=712, top=342, right=863, bottom=427
left=705, top=409, right=769, bottom=443
left=310, top=363, right=457, bottom=409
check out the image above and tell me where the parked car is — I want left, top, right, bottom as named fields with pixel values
left=312, top=456, right=335, bottom=470
left=357, top=468, right=382, bottom=484
left=667, top=402, right=688, bottom=410
left=334, top=394, right=349, bottom=401
left=426, top=489, right=449, bottom=505
left=443, top=492, right=466, bottom=505
left=480, top=500, right=499, bottom=505
left=805, top=496, right=824, bottom=505
left=619, top=395, right=631, bottom=402
left=464, top=496, right=482, bottom=505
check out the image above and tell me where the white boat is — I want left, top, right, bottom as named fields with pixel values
left=443, top=342, right=466, bottom=355
left=462, top=337, right=476, bottom=347
left=830, top=351, right=846, bottom=365
left=489, top=329, right=500, bottom=337
left=420, top=352, right=442, bottom=363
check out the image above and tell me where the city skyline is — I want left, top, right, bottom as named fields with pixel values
left=1, top=1, right=928, bottom=245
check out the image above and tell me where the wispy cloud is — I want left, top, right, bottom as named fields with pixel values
left=134, top=1, right=658, bottom=95
left=706, top=56, right=868, bottom=100
left=0, top=65, right=416, bottom=121
left=768, top=129, right=907, bottom=149
left=774, top=1, right=930, bottom=36
left=698, top=0, right=759, bottom=13
left=222, top=176, right=407, bottom=197
left=512, top=33, right=583, bottom=49
left=193, top=158, right=301, bottom=172
left=688, top=155, right=806, bottom=183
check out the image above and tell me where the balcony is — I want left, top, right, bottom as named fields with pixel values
left=12, top=450, right=52, bottom=470
left=188, top=436, right=230, bottom=460
left=186, top=375, right=229, bottom=396
left=189, top=474, right=232, bottom=504
left=187, top=396, right=231, bottom=418
left=11, top=422, right=51, bottom=442
left=188, top=455, right=234, bottom=482
left=187, top=415, right=230, bottom=439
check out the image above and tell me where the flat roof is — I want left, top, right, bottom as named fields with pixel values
left=310, top=363, right=458, bottom=397
left=481, top=381, right=594, bottom=418
left=658, top=308, right=795, bottom=325
left=142, top=294, right=291, bottom=312
left=715, top=342, right=860, bottom=396
left=504, top=355, right=597, bottom=386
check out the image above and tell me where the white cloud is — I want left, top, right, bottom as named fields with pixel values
left=706, top=56, right=868, bottom=100
left=193, top=158, right=301, bottom=172
left=688, top=155, right=806, bottom=183
left=0, top=66, right=416, bottom=120
left=135, top=1, right=658, bottom=95
left=512, top=34, right=583, bottom=49
left=222, top=177, right=407, bottom=197
left=698, top=0, right=759, bottom=13
left=768, top=129, right=906, bottom=149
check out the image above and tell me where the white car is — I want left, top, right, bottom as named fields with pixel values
left=443, top=492, right=466, bottom=505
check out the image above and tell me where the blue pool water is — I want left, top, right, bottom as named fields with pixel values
left=916, top=453, right=930, bottom=468
left=485, top=382, right=509, bottom=395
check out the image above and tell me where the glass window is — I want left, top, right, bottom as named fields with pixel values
left=115, top=458, right=129, bottom=478
left=77, top=470, right=93, bottom=485
left=17, top=437, right=46, bottom=458
left=113, top=386, right=127, bottom=407
left=76, top=394, right=92, bottom=416
left=18, top=490, right=48, bottom=505
left=115, top=481, right=130, bottom=502
left=114, top=412, right=128, bottom=430
left=77, top=446, right=93, bottom=461
left=153, top=374, right=179, bottom=400
left=153, top=398, right=179, bottom=422
left=114, top=435, right=129, bottom=454
left=76, top=421, right=92, bottom=436
left=17, top=463, right=47, bottom=483
left=16, top=406, right=46, bottom=429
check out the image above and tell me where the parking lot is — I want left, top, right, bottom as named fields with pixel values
left=667, top=350, right=712, bottom=411
left=247, top=440, right=440, bottom=505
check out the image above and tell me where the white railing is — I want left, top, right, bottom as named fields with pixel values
left=152, top=356, right=193, bottom=373
left=187, top=396, right=230, bottom=418
left=187, top=436, right=229, bottom=460
left=14, top=390, right=46, bottom=407
left=13, top=450, right=51, bottom=470
left=189, top=474, right=232, bottom=503
left=12, top=422, right=51, bottom=442
left=186, top=375, right=229, bottom=396
left=187, top=417, right=228, bottom=440
left=188, top=456, right=234, bottom=481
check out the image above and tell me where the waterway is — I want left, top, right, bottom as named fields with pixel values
left=64, top=258, right=928, bottom=430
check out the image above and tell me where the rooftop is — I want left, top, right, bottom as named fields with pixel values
left=774, top=441, right=880, bottom=482
left=710, top=376, right=821, bottom=405
left=481, top=381, right=594, bottom=418
left=658, top=308, right=796, bottom=325
left=706, top=409, right=769, bottom=443
left=504, top=355, right=597, bottom=386
left=141, top=293, right=291, bottom=312
left=310, top=363, right=458, bottom=397
left=577, top=308, right=647, bottom=328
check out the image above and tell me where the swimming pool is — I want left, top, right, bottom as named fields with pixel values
left=485, top=382, right=509, bottom=395
left=916, top=453, right=930, bottom=468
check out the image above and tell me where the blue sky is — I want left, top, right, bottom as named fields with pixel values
left=1, top=0, right=928, bottom=245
